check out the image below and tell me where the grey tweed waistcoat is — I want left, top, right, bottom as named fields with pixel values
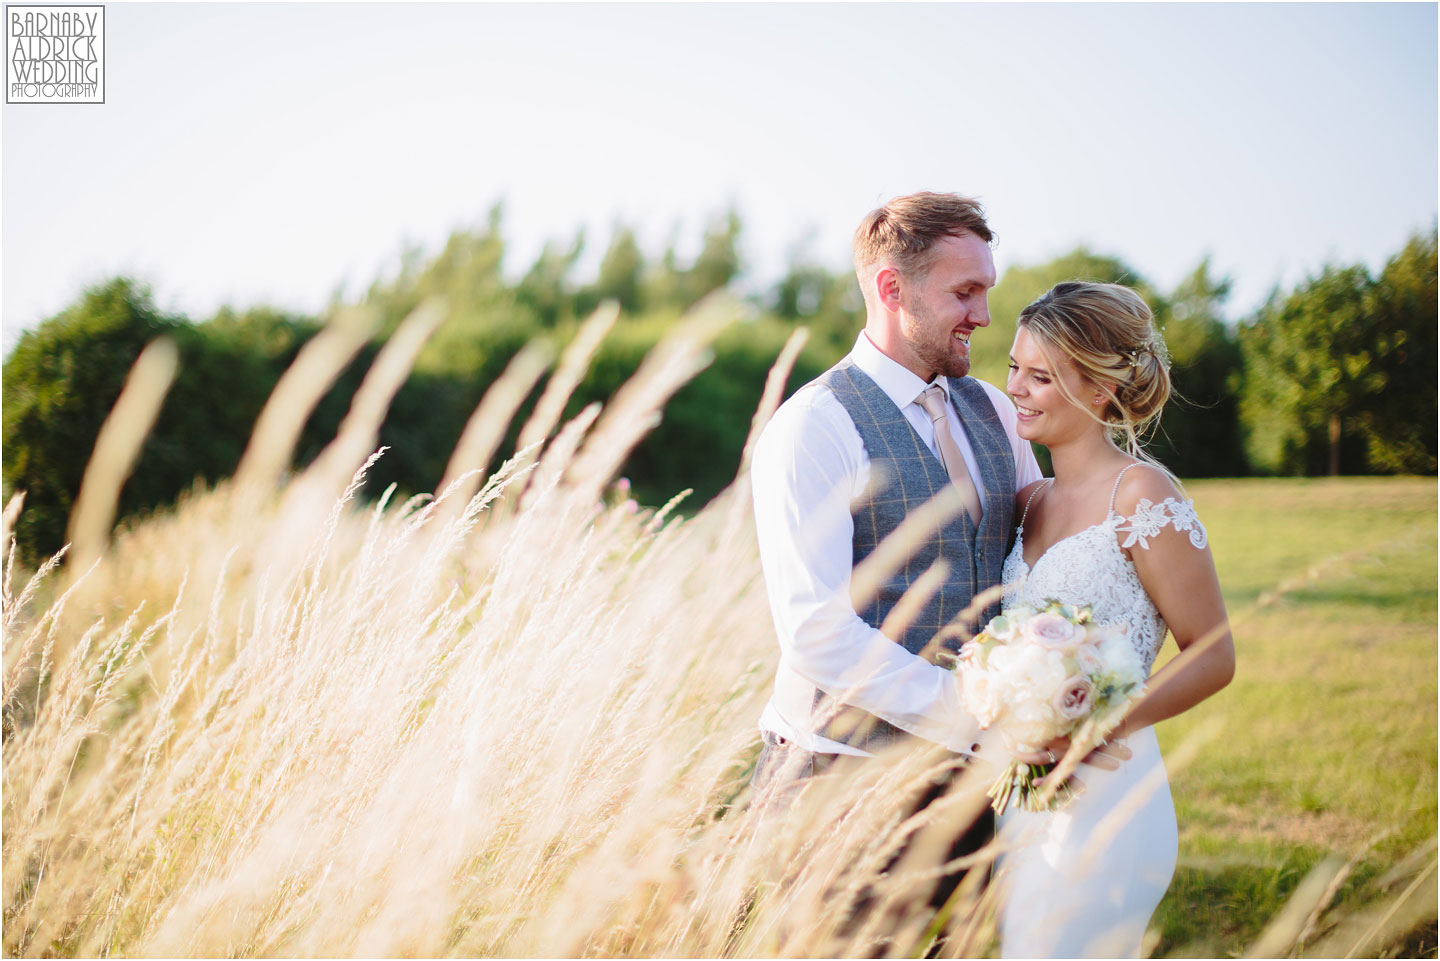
left=814, top=358, right=1016, bottom=749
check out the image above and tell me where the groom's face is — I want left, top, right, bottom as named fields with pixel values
left=896, top=232, right=996, bottom=381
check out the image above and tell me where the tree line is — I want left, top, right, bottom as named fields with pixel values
left=4, top=205, right=1434, bottom=562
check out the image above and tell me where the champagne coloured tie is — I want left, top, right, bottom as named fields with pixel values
left=917, top=385, right=982, bottom=526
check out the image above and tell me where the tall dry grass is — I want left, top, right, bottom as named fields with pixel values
left=1, top=298, right=1013, bottom=958
left=3, top=298, right=1430, bottom=958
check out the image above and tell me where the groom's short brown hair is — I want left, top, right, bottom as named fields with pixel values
left=853, top=192, right=994, bottom=277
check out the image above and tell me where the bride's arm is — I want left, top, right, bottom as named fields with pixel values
left=1114, top=469, right=1235, bottom=736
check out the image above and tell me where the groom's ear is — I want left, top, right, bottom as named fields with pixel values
left=874, top=265, right=903, bottom=312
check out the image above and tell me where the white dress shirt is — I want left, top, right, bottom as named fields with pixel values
left=751, top=331, right=1044, bottom=757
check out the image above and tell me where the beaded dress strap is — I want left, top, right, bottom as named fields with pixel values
left=1018, top=479, right=1052, bottom=527
left=1107, top=462, right=1161, bottom=514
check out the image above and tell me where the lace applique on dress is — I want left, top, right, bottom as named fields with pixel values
left=1115, top=497, right=1208, bottom=550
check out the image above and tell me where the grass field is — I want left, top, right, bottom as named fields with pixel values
left=2, top=314, right=1435, bottom=957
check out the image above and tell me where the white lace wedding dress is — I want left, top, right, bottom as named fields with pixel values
left=995, top=463, right=1208, bottom=958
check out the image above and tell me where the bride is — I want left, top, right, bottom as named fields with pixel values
left=994, top=281, right=1236, bottom=958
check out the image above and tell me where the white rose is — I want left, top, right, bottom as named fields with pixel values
left=986, top=643, right=1019, bottom=678
left=988, top=645, right=1068, bottom=750
left=1002, top=697, right=1064, bottom=752
left=1006, top=644, right=1068, bottom=695
left=961, top=666, right=1002, bottom=728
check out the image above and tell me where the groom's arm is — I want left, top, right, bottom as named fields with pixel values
left=751, top=387, right=984, bottom=754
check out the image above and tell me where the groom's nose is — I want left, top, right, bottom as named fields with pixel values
left=971, top=296, right=991, bottom=327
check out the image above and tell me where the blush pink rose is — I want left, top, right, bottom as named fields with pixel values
left=1022, top=612, right=1082, bottom=651
left=1053, top=675, right=1095, bottom=720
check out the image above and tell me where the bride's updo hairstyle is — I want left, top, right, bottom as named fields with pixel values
left=1017, top=281, right=1173, bottom=461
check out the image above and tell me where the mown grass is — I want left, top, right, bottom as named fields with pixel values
left=1153, top=477, right=1437, bottom=958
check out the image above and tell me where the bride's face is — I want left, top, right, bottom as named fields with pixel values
left=1006, top=326, right=1107, bottom=444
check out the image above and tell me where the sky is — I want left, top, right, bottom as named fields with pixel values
left=3, top=3, right=1436, bottom=352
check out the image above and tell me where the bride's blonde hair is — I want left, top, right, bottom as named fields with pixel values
left=1018, top=282, right=1174, bottom=468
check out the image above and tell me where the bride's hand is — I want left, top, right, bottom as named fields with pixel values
left=1015, top=736, right=1132, bottom=771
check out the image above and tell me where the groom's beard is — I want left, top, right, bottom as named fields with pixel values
left=901, top=297, right=971, bottom=380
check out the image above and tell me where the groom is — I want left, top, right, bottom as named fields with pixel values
left=749, top=192, right=1042, bottom=898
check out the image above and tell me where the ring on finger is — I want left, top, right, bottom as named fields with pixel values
left=1045, top=749, right=1057, bottom=764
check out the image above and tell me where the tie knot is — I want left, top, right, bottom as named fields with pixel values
left=917, top=385, right=949, bottom=422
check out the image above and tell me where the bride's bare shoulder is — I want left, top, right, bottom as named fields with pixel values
left=1111, top=462, right=1184, bottom=517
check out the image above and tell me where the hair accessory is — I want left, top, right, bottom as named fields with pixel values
left=1123, top=343, right=1154, bottom=367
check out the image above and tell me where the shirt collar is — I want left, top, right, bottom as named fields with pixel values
left=852, top=330, right=947, bottom=409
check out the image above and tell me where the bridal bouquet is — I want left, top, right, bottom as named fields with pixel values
left=955, top=600, right=1145, bottom=814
